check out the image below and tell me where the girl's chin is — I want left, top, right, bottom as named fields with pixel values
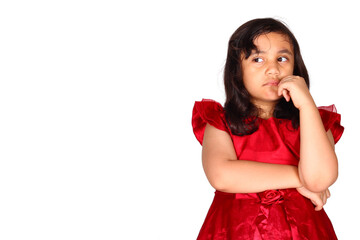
left=251, top=92, right=284, bottom=105
left=264, top=93, right=283, bottom=102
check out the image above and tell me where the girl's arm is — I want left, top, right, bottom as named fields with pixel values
left=202, top=123, right=302, bottom=193
left=298, top=105, right=338, bottom=192
left=278, top=75, right=338, bottom=193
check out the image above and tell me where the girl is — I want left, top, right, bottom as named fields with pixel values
left=192, top=18, right=344, bottom=239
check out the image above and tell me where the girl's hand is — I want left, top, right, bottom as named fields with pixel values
left=296, top=186, right=331, bottom=211
left=277, top=75, right=315, bottom=110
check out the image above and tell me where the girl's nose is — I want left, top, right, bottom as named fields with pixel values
left=266, top=61, right=280, bottom=77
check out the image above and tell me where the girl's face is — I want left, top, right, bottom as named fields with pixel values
left=241, top=32, right=294, bottom=110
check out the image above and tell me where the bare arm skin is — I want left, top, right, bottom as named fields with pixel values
left=278, top=75, right=338, bottom=193
left=298, top=105, right=338, bottom=192
left=202, top=123, right=302, bottom=193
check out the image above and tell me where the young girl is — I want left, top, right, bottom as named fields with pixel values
left=192, top=18, right=344, bottom=239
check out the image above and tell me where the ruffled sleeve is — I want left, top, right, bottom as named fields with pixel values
left=192, top=99, right=229, bottom=145
left=318, top=105, right=344, bottom=144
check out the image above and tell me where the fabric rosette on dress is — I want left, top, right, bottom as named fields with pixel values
left=258, top=190, right=285, bottom=205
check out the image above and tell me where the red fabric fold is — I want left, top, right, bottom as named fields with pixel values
left=318, top=105, right=344, bottom=144
left=192, top=99, right=229, bottom=145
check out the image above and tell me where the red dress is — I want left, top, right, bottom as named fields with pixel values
left=192, top=99, right=344, bottom=240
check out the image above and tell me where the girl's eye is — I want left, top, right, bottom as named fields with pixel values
left=278, top=57, right=288, bottom=62
left=253, top=57, right=264, bottom=63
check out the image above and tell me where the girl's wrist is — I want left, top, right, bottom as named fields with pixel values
left=298, top=99, right=316, bottom=112
left=298, top=95, right=317, bottom=111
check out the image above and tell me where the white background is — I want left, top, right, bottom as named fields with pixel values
left=0, top=0, right=358, bottom=239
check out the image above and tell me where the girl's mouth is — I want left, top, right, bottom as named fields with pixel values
left=264, top=80, right=279, bottom=86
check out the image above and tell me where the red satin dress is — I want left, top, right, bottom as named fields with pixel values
left=192, top=99, right=344, bottom=240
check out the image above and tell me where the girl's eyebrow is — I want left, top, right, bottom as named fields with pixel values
left=278, top=49, right=293, bottom=55
left=252, top=49, right=293, bottom=55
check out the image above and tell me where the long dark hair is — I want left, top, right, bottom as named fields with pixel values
left=224, top=18, right=309, bottom=136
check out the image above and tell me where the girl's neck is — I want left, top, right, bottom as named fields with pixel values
left=258, top=110, right=274, bottom=120
left=252, top=100, right=277, bottom=120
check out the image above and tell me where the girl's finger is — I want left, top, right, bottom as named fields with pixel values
left=277, top=78, right=292, bottom=97
left=312, top=196, right=323, bottom=211
left=315, top=202, right=323, bottom=211
left=283, top=89, right=291, bottom=102
left=326, top=189, right=331, bottom=198
left=322, top=192, right=327, bottom=205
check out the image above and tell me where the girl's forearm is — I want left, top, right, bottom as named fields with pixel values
left=208, top=159, right=302, bottom=194
left=298, top=103, right=338, bottom=192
